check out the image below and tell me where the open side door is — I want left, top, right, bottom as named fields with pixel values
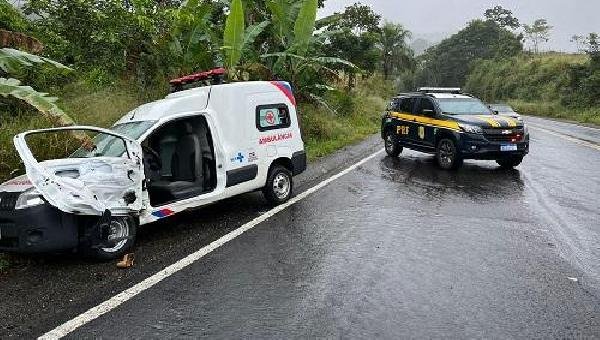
left=13, top=127, right=145, bottom=216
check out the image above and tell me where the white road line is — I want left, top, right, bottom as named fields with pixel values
left=529, top=125, right=600, bottom=152
left=38, top=149, right=385, bottom=340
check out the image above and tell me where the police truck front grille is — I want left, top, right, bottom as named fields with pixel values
left=0, top=193, right=19, bottom=211
left=483, top=128, right=525, bottom=142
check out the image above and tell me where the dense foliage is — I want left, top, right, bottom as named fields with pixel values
left=466, top=52, right=600, bottom=108
left=415, top=19, right=522, bottom=87
left=0, top=0, right=414, bottom=182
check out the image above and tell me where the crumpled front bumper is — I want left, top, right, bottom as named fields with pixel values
left=0, top=203, right=79, bottom=253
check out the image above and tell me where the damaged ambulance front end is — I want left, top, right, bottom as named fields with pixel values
left=0, top=127, right=145, bottom=258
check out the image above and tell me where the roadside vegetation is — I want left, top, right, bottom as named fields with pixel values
left=466, top=52, right=600, bottom=126
left=0, top=0, right=413, bottom=185
left=407, top=6, right=600, bottom=126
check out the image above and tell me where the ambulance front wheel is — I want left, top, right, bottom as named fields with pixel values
left=263, top=165, right=293, bottom=205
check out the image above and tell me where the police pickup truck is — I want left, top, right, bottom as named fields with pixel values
left=381, top=88, right=529, bottom=170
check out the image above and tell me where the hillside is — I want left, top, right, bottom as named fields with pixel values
left=465, top=53, right=600, bottom=125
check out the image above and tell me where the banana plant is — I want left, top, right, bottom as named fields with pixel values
left=0, top=78, right=74, bottom=126
left=0, top=48, right=70, bottom=75
left=0, top=47, right=74, bottom=126
left=222, top=0, right=269, bottom=74
left=261, top=0, right=358, bottom=102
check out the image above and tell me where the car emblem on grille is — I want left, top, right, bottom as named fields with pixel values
left=502, top=130, right=512, bottom=135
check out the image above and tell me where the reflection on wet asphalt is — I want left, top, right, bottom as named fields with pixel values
left=68, top=122, right=600, bottom=339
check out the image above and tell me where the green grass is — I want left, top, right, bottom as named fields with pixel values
left=466, top=53, right=591, bottom=103
left=509, top=100, right=600, bottom=126
left=0, top=80, right=158, bottom=182
left=301, top=94, right=386, bottom=160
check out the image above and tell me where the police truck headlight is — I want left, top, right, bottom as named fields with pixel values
left=15, top=188, right=45, bottom=210
left=459, top=124, right=484, bottom=134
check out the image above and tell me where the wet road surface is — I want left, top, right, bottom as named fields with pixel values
left=2, top=116, right=600, bottom=338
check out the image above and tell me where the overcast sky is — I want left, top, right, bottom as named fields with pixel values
left=319, top=0, right=599, bottom=52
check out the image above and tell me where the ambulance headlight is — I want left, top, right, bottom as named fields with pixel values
left=15, top=188, right=45, bottom=210
left=459, top=124, right=483, bottom=134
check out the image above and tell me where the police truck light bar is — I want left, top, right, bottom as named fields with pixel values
left=169, top=68, right=227, bottom=93
left=418, top=87, right=462, bottom=94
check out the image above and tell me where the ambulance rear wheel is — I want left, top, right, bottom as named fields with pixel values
left=384, top=131, right=402, bottom=157
left=263, top=165, right=293, bottom=205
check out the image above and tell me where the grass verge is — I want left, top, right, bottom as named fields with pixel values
left=509, top=100, right=600, bottom=127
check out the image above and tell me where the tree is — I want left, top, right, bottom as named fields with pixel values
left=378, top=22, right=413, bottom=80
left=523, top=19, right=552, bottom=54
left=585, top=33, right=600, bottom=70
left=321, top=3, right=382, bottom=87
left=571, top=35, right=586, bottom=53
left=415, top=20, right=523, bottom=87
left=327, top=2, right=381, bottom=35
left=484, top=6, right=520, bottom=29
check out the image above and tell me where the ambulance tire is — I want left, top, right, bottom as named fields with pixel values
left=263, top=165, right=293, bottom=205
left=81, top=216, right=137, bottom=261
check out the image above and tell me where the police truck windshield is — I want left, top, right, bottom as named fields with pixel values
left=437, top=98, right=493, bottom=115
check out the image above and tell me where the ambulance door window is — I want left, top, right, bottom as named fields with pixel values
left=256, top=104, right=291, bottom=131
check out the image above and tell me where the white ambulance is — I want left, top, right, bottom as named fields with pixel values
left=0, top=69, right=306, bottom=259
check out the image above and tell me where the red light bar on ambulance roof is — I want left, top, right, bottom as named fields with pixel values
left=169, top=68, right=227, bottom=93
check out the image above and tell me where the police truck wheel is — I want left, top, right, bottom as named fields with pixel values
left=496, top=156, right=524, bottom=169
left=436, top=138, right=463, bottom=170
left=82, top=216, right=137, bottom=261
left=263, top=165, right=293, bottom=205
left=384, top=131, right=402, bottom=157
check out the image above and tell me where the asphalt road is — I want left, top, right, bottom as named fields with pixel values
left=2, top=116, right=600, bottom=338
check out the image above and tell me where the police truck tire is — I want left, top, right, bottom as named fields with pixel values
left=436, top=138, right=463, bottom=170
left=384, top=131, right=402, bottom=157
left=263, top=165, right=293, bottom=205
left=496, top=156, right=524, bottom=169
left=81, top=216, right=137, bottom=261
